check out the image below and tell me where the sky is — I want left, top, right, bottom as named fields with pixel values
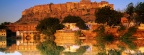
left=0, top=0, right=144, bottom=24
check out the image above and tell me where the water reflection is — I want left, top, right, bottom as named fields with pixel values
left=0, top=28, right=144, bottom=55
left=0, top=30, right=42, bottom=55
left=0, top=51, right=21, bottom=55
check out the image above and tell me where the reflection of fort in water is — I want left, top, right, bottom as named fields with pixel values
left=1, top=23, right=144, bottom=55
left=15, top=31, right=45, bottom=55
left=2, top=0, right=114, bottom=54
left=3, top=30, right=45, bottom=55
left=0, top=29, right=7, bottom=48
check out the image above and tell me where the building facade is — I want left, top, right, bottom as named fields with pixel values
left=55, top=30, right=77, bottom=46
left=6, top=23, right=37, bottom=32
left=14, top=31, right=45, bottom=55
left=16, top=31, right=45, bottom=45
left=0, top=29, right=7, bottom=48
left=138, top=23, right=144, bottom=30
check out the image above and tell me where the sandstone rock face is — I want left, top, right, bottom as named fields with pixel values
left=16, top=1, right=113, bottom=24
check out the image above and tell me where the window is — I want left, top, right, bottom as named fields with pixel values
left=21, top=48, right=24, bottom=50
left=28, top=47, right=30, bottom=50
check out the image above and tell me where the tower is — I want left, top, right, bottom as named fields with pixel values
left=80, top=0, right=91, bottom=3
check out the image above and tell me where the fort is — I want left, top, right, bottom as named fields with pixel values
left=7, top=0, right=113, bottom=32
left=17, top=0, right=113, bottom=24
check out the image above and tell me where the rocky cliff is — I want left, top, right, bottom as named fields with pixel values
left=16, top=1, right=113, bottom=24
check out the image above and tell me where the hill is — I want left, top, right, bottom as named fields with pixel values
left=16, top=1, right=113, bottom=24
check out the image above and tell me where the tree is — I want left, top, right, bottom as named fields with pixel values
left=94, top=25, right=137, bottom=53
left=36, top=17, right=64, bottom=37
left=95, top=6, right=122, bottom=26
left=0, top=48, right=7, bottom=52
left=37, top=40, right=64, bottom=55
left=135, top=2, right=144, bottom=23
left=108, top=49, right=121, bottom=55
left=94, top=25, right=115, bottom=52
left=125, top=2, right=134, bottom=21
left=62, top=15, right=88, bottom=30
left=75, top=30, right=83, bottom=45
left=36, top=17, right=65, bottom=55
left=120, top=26, right=137, bottom=49
left=0, top=22, right=10, bottom=29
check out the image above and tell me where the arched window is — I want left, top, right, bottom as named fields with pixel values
left=33, top=35, right=40, bottom=40
left=25, top=35, right=31, bottom=40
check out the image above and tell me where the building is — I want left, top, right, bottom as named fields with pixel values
left=6, top=23, right=37, bottom=32
left=55, top=23, right=98, bottom=53
left=80, top=0, right=91, bottom=3
left=86, top=22, right=103, bottom=30
left=63, top=23, right=78, bottom=30
left=55, top=30, right=77, bottom=46
left=138, top=23, right=144, bottom=30
left=6, top=44, right=41, bottom=55
left=5, top=30, right=44, bottom=55
left=16, top=45, right=41, bottom=55
left=121, top=17, right=129, bottom=27
left=16, top=31, right=45, bottom=45
left=0, top=29, right=7, bottom=48
left=15, top=31, right=45, bottom=55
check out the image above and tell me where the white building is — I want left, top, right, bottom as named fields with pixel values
left=138, top=23, right=144, bottom=30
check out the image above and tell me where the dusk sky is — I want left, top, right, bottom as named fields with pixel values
left=0, top=0, right=144, bottom=24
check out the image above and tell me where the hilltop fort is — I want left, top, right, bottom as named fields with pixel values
left=7, top=0, right=113, bottom=32
left=16, top=0, right=113, bottom=24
